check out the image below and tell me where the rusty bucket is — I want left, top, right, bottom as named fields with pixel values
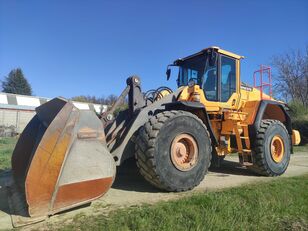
left=11, top=98, right=116, bottom=217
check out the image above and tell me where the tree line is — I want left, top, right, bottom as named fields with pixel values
left=70, top=95, right=118, bottom=105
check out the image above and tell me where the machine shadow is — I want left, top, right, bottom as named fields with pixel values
left=111, top=158, right=160, bottom=193
left=0, top=170, right=33, bottom=218
left=112, top=157, right=259, bottom=193
left=0, top=171, right=12, bottom=215
left=209, top=159, right=259, bottom=176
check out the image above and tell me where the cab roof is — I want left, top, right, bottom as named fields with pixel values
left=175, top=46, right=244, bottom=63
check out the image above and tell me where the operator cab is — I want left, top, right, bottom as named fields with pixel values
left=167, top=46, right=244, bottom=105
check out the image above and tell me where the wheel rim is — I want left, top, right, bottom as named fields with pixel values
left=270, top=135, right=285, bottom=163
left=170, top=133, right=198, bottom=171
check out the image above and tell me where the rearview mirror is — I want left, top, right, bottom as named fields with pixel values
left=166, top=68, right=171, bottom=80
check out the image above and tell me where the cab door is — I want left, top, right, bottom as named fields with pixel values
left=201, top=53, right=240, bottom=111
left=219, top=54, right=240, bottom=109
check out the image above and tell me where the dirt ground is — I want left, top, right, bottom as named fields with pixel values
left=0, top=152, right=307, bottom=230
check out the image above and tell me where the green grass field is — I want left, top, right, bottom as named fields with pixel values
left=51, top=174, right=308, bottom=231
left=0, top=137, right=17, bottom=172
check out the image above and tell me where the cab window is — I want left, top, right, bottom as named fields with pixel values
left=178, top=68, right=199, bottom=86
left=203, top=66, right=218, bottom=101
left=221, top=56, right=236, bottom=102
left=177, top=54, right=206, bottom=87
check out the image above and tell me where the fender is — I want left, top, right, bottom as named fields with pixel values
left=163, top=101, right=218, bottom=146
left=249, top=100, right=293, bottom=152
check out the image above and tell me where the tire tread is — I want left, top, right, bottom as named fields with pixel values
left=135, top=110, right=212, bottom=191
left=252, top=119, right=290, bottom=176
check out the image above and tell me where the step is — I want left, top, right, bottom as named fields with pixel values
left=242, top=162, right=253, bottom=166
left=240, top=136, right=249, bottom=139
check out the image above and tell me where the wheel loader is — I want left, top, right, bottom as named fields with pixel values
left=9, top=46, right=301, bottom=221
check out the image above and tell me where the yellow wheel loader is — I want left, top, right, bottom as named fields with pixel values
left=10, top=46, right=301, bottom=220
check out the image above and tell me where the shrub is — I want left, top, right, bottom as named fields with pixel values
left=292, top=120, right=308, bottom=145
left=288, top=101, right=308, bottom=120
left=287, top=101, right=308, bottom=145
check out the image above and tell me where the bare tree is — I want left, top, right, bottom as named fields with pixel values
left=272, top=46, right=308, bottom=107
left=104, top=94, right=118, bottom=105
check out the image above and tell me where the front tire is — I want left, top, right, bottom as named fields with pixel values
left=251, top=119, right=291, bottom=176
left=135, top=110, right=212, bottom=191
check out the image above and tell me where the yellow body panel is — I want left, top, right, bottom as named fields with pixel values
left=216, top=47, right=244, bottom=60
left=176, top=47, right=301, bottom=158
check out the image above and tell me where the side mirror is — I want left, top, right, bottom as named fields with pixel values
left=166, top=68, right=171, bottom=80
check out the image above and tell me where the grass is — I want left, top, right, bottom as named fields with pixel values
left=0, top=137, right=17, bottom=172
left=50, top=175, right=308, bottom=231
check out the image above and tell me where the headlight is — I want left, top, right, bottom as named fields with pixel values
left=188, top=79, right=196, bottom=87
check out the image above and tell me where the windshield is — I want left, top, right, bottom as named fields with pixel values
left=177, top=54, right=207, bottom=87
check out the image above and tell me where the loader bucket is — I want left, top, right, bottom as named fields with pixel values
left=11, top=98, right=116, bottom=217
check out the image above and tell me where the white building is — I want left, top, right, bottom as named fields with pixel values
left=0, top=92, right=107, bottom=135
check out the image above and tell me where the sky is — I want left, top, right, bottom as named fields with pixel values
left=0, top=0, right=307, bottom=98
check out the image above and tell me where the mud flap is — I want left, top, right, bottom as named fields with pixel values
left=11, top=97, right=116, bottom=218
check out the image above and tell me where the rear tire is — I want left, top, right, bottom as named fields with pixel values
left=251, top=119, right=290, bottom=176
left=135, top=110, right=212, bottom=191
